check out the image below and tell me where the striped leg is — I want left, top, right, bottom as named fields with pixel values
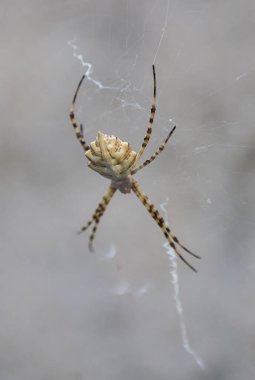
left=77, top=219, right=93, bottom=234
left=135, top=65, right=156, bottom=164
left=131, top=126, right=176, bottom=175
left=77, top=194, right=104, bottom=235
left=88, top=208, right=107, bottom=252
left=78, top=185, right=116, bottom=251
left=131, top=180, right=200, bottom=272
left=70, top=75, right=90, bottom=152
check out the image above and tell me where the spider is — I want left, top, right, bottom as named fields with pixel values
left=69, top=65, right=200, bottom=272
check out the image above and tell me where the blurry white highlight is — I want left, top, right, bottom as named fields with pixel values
left=99, top=244, right=117, bottom=260
left=113, top=281, right=151, bottom=297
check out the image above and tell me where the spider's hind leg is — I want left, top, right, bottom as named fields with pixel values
left=131, top=179, right=200, bottom=272
left=78, top=185, right=116, bottom=251
left=78, top=219, right=93, bottom=234
left=88, top=209, right=105, bottom=252
left=165, top=226, right=200, bottom=259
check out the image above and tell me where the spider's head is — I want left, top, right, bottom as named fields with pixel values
left=85, top=132, right=137, bottom=180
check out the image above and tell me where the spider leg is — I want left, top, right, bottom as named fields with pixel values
left=164, top=225, right=200, bottom=258
left=70, top=75, right=90, bottom=152
left=77, top=219, right=93, bottom=234
left=80, top=123, right=84, bottom=137
left=88, top=186, right=117, bottom=251
left=131, top=179, right=200, bottom=272
left=78, top=185, right=116, bottom=251
left=131, top=126, right=176, bottom=175
left=88, top=209, right=106, bottom=252
left=78, top=199, right=108, bottom=235
left=135, top=65, right=156, bottom=164
left=77, top=197, right=104, bottom=235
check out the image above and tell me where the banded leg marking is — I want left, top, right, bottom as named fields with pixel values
left=131, top=126, right=176, bottom=175
left=131, top=180, right=199, bottom=272
left=78, top=185, right=116, bottom=251
left=70, top=75, right=90, bottom=152
left=135, top=65, right=156, bottom=163
left=88, top=188, right=116, bottom=251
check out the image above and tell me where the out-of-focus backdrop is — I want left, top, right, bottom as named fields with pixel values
left=1, top=1, right=255, bottom=379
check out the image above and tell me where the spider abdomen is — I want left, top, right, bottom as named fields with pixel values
left=85, top=131, right=137, bottom=180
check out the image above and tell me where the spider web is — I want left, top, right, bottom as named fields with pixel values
left=67, top=0, right=205, bottom=371
left=2, top=0, right=255, bottom=379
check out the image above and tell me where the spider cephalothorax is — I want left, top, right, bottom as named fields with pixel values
left=69, top=66, right=200, bottom=271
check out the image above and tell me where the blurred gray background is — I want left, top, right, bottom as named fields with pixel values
left=1, top=0, right=255, bottom=379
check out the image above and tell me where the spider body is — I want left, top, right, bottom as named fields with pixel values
left=85, top=132, right=137, bottom=182
left=70, top=66, right=200, bottom=271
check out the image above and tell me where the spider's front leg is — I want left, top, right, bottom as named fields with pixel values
left=131, top=179, right=200, bottom=272
left=131, top=126, right=176, bottom=175
left=135, top=65, right=156, bottom=164
left=70, top=75, right=90, bottom=152
left=78, top=185, right=116, bottom=251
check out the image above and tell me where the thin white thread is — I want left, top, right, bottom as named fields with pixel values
left=67, top=37, right=120, bottom=90
left=153, top=0, right=170, bottom=64
left=160, top=199, right=205, bottom=370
